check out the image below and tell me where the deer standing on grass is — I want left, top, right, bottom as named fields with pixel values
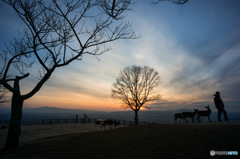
left=182, top=109, right=198, bottom=123
left=174, top=113, right=184, bottom=123
left=113, top=120, right=120, bottom=128
left=100, top=120, right=114, bottom=130
left=197, top=105, right=211, bottom=123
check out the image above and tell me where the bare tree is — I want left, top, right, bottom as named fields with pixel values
left=111, top=65, right=161, bottom=125
left=0, top=0, right=137, bottom=150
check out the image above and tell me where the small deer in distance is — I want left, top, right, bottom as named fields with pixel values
left=113, top=120, right=120, bottom=128
left=197, top=105, right=211, bottom=123
left=100, top=120, right=121, bottom=130
left=182, top=109, right=198, bottom=123
left=100, top=120, right=113, bottom=130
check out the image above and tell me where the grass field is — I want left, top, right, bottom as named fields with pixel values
left=0, top=122, right=240, bottom=159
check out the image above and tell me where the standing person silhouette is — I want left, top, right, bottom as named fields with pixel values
left=213, top=91, right=229, bottom=122
left=83, top=114, right=87, bottom=124
left=83, top=114, right=86, bottom=123
left=85, top=115, right=88, bottom=124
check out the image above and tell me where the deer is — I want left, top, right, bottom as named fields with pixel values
left=113, top=120, right=120, bottom=128
left=174, top=113, right=184, bottom=123
left=100, top=119, right=114, bottom=130
left=197, top=105, right=211, bottom=123
left=181, top=109, right=198, bottom=123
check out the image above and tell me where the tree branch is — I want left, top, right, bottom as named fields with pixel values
left=21, top=67, right=55, bottom=100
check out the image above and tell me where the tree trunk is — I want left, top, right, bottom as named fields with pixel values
left=3, top=75, right=25, bottom=150
left=134, top=110, right=139, bottom=125
left=4, top=93, right=23, bottom=150
left=3, top=70, right=54, bottom=150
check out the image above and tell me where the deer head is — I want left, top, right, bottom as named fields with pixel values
left=205, top=105, right=210, bottom=109
left=194, top=109, right=198, bottom=114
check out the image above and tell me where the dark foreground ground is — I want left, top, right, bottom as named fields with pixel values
left=0, top=122, right=239, bottom=159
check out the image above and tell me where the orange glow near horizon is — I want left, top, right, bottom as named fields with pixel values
left=18, top=92, right=126, bottom=111
left=1, top=87, right=213, bottom=112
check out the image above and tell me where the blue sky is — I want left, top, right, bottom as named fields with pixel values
left=0, top=0, right=240, bottom=112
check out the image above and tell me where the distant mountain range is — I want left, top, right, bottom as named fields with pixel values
left=0, top=106, right=194, bottom=114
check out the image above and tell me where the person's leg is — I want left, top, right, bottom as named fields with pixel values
left=222, top=108, right=229, bottom=121
left=218, top=108, right=222, bottom=122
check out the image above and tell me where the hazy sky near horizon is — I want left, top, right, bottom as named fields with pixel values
left=1, top=0, right=240, bottom=112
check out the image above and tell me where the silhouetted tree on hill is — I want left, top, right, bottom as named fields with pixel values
left=111, top=65, right=161, bottom=125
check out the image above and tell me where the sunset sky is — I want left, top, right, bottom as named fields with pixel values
left=1, top=0, right=240, bottom=112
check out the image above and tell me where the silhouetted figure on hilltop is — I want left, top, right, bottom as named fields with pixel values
left=213, top=91, right=229, bottom=122
left=84, top=114, right=87, bottom=124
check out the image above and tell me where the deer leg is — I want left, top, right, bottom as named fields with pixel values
left=192, top=117, right=194, bottom=123
left=208, top=116, right=211, bottom=123
left=175, top=118, right=178, bottom=123
left=174, top=117, right=177, bottom=123
left=197, top=116, right=201, bottom=123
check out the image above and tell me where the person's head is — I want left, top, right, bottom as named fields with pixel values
left=214, top=91, right=220, bottom=96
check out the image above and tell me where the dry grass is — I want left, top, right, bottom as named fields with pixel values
left=1, top=122, right=240, bottom=159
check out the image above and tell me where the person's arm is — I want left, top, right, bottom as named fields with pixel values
left=220, top=98, right=224, bottom=107
left=214, top=97, right=219, bottom=108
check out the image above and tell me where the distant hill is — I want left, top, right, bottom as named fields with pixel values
left=25, top=106, right=108, bottom=114
left=0, top=106, right=108, bottom=114
left=33, top=106, right=84, bottom=114
left=0, top=106, right=195, bottom=114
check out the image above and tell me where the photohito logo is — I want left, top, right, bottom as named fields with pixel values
left=210, top=150, right=215, bottom=156
left=210, top=150, right=238, bottom=156
left=228, top=151, right=238, bottom=155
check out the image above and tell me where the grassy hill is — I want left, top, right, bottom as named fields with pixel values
left=1, top=122, right=240, bottom=159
